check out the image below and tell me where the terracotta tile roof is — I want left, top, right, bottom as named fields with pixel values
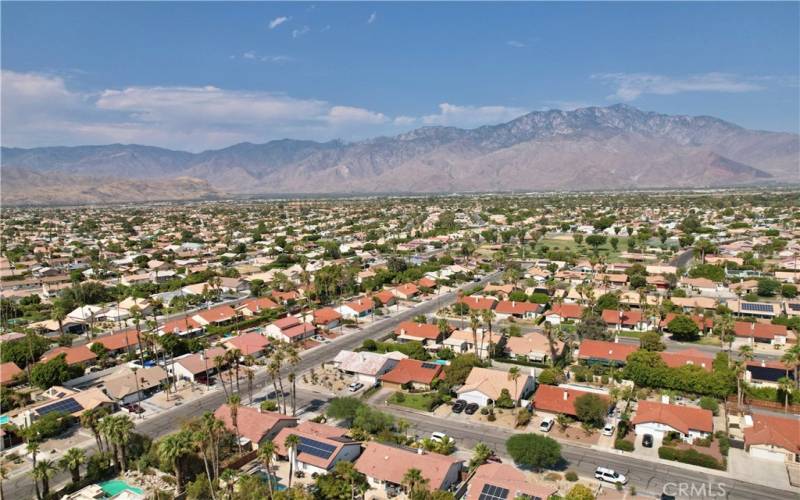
left=505, top=332, right=562, bottom=357
left=238, top=297, right=279, bottom=313
left=273, top=421, right=357, bottom=470
left=161, top=316, right=202, bottom=334
left=93, top=329, right=139, bottom=351
left=343, top=296, right=374, bottom=313
left=224, top=332, right=271, bottom=355
left=577, top=340, right=637, bottom=364
left=0, top=362, right=23, bottom=385
left=457, top=296, right=497, bottom=311
left=41, top=345, right=97, bottom=366
left=194, top=305, right=236, bottom=324
left=458, top=367, right=529, bottom=400
left=394, top=283, right=419, bottom=297
left=214, top=404, right=297, bottom=444
left=281, top=323, right=316, bottom=339
left=355, top=442, right=462, bottom=490
left=533, top=384, right=609, bottom=417
left=601, top=309, right=644, bottom=326
left=632, top=401, right=713, bottom=434
left=733, top=321, right=787, bottom=340
left=273, top=316, right=301, bottom=330
left=417, top=277, right=437, bottom=288
left=495, top=301, right=543, bottom=315
left=466, top=463, right=557, bottom=500
left=546, top=303, right=584, bottom=320
left=380, top=359, right=443, bottom=385
left=660, top=348, right=714, bottom=372
left=394, top=321, right=442, bottom=341
left=374, top=290, right=395, bottom=305
left=744, top=413, right=800, bottom=454
left=313, top=307, right=342, bottom=325
left=176, top=347, right=227, bottom=375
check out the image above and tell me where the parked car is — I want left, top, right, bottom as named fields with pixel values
left=539, top=417, right=554, bottom=432
left=431, top=431, right=448, bottom=443
left=487, top=454, right=502, bottom=464
left=452, top=399, right=467, bottom=413
left=642, top=434, right=654, bottom=448
left=602, top=423, right=615, bottom=436
left=464, top=403, right=479, bottom=415
left=348, top=382, right=364, bottom=392
left=123, top=404, right=145, bottom=414
left=595, top=467, right=627, bottom=485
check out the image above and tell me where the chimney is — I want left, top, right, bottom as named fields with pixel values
left=512, top=301, right=516, bottom=307
left=761, top=359, right=766, bottom=367
left=258, top=406, right=263, bottom=413
left=614, top=334, right=619, bottom=344
left=563, top=390, right=568, bottom=401
left=417, top=447, right=424, bottom=455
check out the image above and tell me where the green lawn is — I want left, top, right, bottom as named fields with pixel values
left=388, top=392, right=439, bottom=412
left=535, top=235, right=631, bottom=262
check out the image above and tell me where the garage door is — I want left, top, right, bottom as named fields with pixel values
left=750, top=447, right=787, bottom=462
left=635, top=425, right=664, bottom=440
left=459, top=392, right=487, bottom=406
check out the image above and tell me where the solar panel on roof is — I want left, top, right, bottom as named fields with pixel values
left=35, top=397, right=83, bottom=416
left=479, top=484, right=510, bottom=500
left=741, top=303, right=773, bottom=313
left=421, top=362, right=439, bottom=369
left=297, top=436, right=336, bottom=460
left=789, top=303, right=800, bottom=312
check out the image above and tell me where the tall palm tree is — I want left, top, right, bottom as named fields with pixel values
left=402, top=468, right=427, bottom=495
left=507, top=367, right=521, bottom=410
left=258, top=442, right=276, bottom=500
left=481, top=308, right=495, bottom=361
left=244, top=355, right=256, bottom=404
left=112, top=415, right=135, bottom=471
left=469, top=313, right=481, bottom=358
left=228, top=394, right=243, bottom=454
left=469, top=443, right=492, bottom=471
left=32, top=459, right=57, bottom=499
left=80, top=407, right=108, bottom=452
left=26, top=440, right=41, bottom=500
left=228, top=348, right=243, bottom=394
left=214, top=355, right=229, bottom=400
left=284, top=434, right=301, bottom=488
left=778, top=377, right=793, bottom=412
left=781, top=344, right=800, bottom=389
left=200, top=411, right=225, bottom=482
left=543, top=321, right=557, bottom=366
left=158, top=430, right=194, bottom=495
left=98, top=416, right=120, bottom=471
left=285, top=345, right=301, bottom=415
left=59, top=447, right=87, bottom=484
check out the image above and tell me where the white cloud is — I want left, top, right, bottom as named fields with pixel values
left=240, top=51, right=292, bottom=63
left=292, top=25, right=310, bottom=38
left=542, top=100, right=595, bottom=111
left=327, top=106, right=387, bottom=125
left=367, top=12, right=377, bottom=24
left=421, top=103, right=528, bottom=128
left=269, top=16, right=290, bottom=29
left=592, top=72, right=764, bottom=101
left=506, top=40, right=525, bottom=48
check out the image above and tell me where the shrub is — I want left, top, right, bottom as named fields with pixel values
left=565, top=471, right=578, bottom=482
left=614, top=439, right=634, bottom=452
left=658, top=446, right=725, bottom=470
left=715, top=431, right=730, bottom=456
left=515, top=409, right=532, bottom=427
left=699, top=396, right=719, bottom=415
left=506, top=434, right=562, bottom=470
left=260, top=400, right=278, bottom=412
left=393, top=392, right=406, bottom=403
left=487, top=413, right=496, bottom=422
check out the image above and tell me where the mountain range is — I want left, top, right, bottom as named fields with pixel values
left=2, top=104, right=798, bottom=205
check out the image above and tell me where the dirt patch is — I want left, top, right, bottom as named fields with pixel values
left=549, top=422, right=601, bottom=445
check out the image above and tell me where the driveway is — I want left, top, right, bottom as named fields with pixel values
left=728, top=448, right=792, bottom=490
left=633, top=431, right=659, bottom=459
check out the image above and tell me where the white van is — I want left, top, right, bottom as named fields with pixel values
left=431, top=431, right=448, bottom=443
left=595, top=467, right=627, bottom=485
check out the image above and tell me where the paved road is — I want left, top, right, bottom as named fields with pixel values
left=616, top=335, right=784, bottom=361
left=670, top=249, right=694, bottom=269
left=3, top=273, right=500, bottom=498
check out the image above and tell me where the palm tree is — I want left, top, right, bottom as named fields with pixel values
left=228, top=348, right=244, bottom=394
left=469, top=313, right=481, bottom=358
left=781, top=344, right=800, bottom=389
left=214, top=354, right=229, bottom=400
left=507, top=367, right=521, bottom=410
left=258, top=442, right=276, bottom=500
left=200, top=411, right=225, bottom=483
left=26, top=440, right=41, bottom=500
left=228, top=394, right=243, bottom=454
left=244, top=355, right=256, bottom=404
left=285, top=345, right=301, bottom=415
left=158, top=430, right=194, bottom=495
left=734, top=360, right=746, bottom=408
left=334, top=460, right=363, bottom=500
left=469, top=443, right=492, bottom=470
left=543, top=321, right=558, bottom=366
left=32, top=459, right=57, bottom=498
left=111, top=415, right=134, bottom=471
left=98, top=416, right=121, bottom=471
left=778, top=377, right=793, bottom=412
left=285, top=434, right=301, bottom=488
left=716, top=314, right=735, bottom=360
left=481, top=308, right=495, bottom=361
left=402, top=467, right=428, bottom=495
left=59, top=447, right=87, bottom=484
left=80, top=407, right=108, bottom=452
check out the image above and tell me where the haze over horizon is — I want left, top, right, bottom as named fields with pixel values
left=2, top=2, right=799, bottom=152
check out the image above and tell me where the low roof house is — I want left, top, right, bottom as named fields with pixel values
left=466, top=463, right=558, bottom=500
left=214, top=404, right=297, bottom=449
left=533, top=384, right=610, bottom=417
left=355, top=442, right=463, bottom=492
left=457, top=367, right=534, bottom=407
left=544, top=303, right=584, bottom=324
left=743, top=413, right=800, bottom=462
left=236, top=297, right=279, bottom=316
left=505, top=331, right=563, bottom=363
left=332, top=350, right=398, bottom=383
left=41, top=345, right=97, bottom=367
left=577, top=339, right=637, bottom=366
left=273, top=421, right=362, bottom=474
left=0, top=362, right=23, bottom=386
left=102, top=366, right=169, bottom=405
left=631, top=401, right=713, bottom=442
left=494, top=300, right=543, bottom=319
left=379, top=359, right=443, bottom=390
left=394, top=321, right=444, bottom=343
left=223, top=332, right=271, bottom=357
left=192, top=305, right=237, bottom=326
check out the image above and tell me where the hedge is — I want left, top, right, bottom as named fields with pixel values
left=614, top=439, right=634, bottom=452
left=658, top=446, right=725, bottom=470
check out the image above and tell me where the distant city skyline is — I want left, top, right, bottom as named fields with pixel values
left=2, top=1, right=798, bottom=151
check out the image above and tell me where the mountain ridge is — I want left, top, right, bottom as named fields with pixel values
left=2, top=104, right=798, bottom=204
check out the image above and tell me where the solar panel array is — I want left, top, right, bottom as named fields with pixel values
left=421, top=362, right=439, bottom=370
left=36, top=397, right=84, bottom=416
left=297, top=436, right=336, bottom=459
left=741, top=302, right=774, bottom=313
left=479, top=484, right=509, bottom=500
left=788, top=303, right=800, bottom=312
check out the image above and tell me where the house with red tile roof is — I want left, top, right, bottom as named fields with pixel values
left=457, top=367, right=535, bottom=407
left=159, top=316, right=203, bottom=337
left=601, top=309, right=650, bottom=331
left=270, top=290, right=300, bottom=304
left=373, top=290, right=396, bottom=308
left=733, top=321, right=789, bottom=346
left=272, top=421, right=362, bottom=475
left=264, top=316, right=316, bottom=343
left=544, top=303, right=584, bottom=325
left=172, top=346, right=227, bottom=383
left=494, top=300, right=543, bottom=320
left=311, top=307, right=342, bottom=329
left=0, top=362, right=23, bottom=386
left=355, top=442, right=463, bottom=493
left=192, top=304, right=237, bottom=326
left=394, top=321, right=445, bottom=344
left=223, top=332, right=271, bottom=358
left=660, top=313, right=713, bottom=334
left=236, top=297, right=279, bottom=317
left=214, top=404, right=297, bottom=450
left=337, top=297, right=374, bottom=319
left=631, top=400, right=713, bottom=443
left=743, top=413, right=800, bottom=462
left=379, top=359, right=443, bottom=390
left=457, top=295, right=497, bottom=312
left=417, top=277, right=437, bottom=289
left=90, top=329, right=140, bottom=357
left=41, top=345, right=97, bottom=367
left=532, top=384, right=611, bottom=418
left=465, top=463, right=557, bottom=500
left=504, top=331, right=564, bottom=364
left=393, top=283, right=419, bottom=300
left=659, top=348, right=714, bottom=372
left=577, top=339, right=637, bottom=366
left=745, top=359, right=796, bottom=388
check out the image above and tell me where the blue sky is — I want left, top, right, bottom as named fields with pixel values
left=2, top=2, right=798, bottom=151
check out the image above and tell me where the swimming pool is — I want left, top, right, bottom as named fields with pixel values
left=99, top=480, right=144, bottom=497
left=253, top=471, right=287, bottom=491
left=0, top=415, right=9, bottom=425
left=433, top=359, right=448, bottom=365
